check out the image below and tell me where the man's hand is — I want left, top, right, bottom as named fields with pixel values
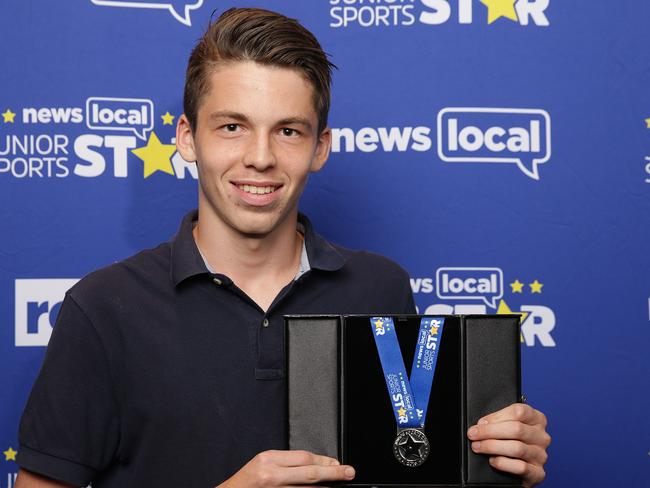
left=467, top=403, right=550, bottom=487
left=218, top=450, right=355, bottom=487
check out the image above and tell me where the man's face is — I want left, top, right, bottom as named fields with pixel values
left=176, top=60, right=330, bottom=237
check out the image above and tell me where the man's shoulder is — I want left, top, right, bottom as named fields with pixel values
left=338, top=245, right=407, bottom=272
left=330, top=243, right=411, bottom=285
left=68, top=241, right=172, bottom=304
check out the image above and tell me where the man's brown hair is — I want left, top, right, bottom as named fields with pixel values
left=184, top=8, right=335, bottom=134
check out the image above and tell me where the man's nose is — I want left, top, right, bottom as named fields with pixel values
left=245, top=133, right=277, bottom=171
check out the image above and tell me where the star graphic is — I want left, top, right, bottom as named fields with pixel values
left=510, top=279, right=524, bottom=293
left=645, top=118, right=650, bottom=129
left=3, top=447, right=17, bottom=461
left=480, top=0, right=518, bottom=24
left=397, top=407, right=407, bottom=417
left=530, top=280, right=544, bottom=293
left=429, top=325, right=439, bottom=336
left=161, top=111, right=175, bottom=125
left=2, top=109, right=16, bottom=123
left=497, top=299, right=529, bottom=325
left=397, top=431, right=427, bottom=461
left=131, top=131, right=176, bottom=178
left=374, top=319, right=383, bottom=329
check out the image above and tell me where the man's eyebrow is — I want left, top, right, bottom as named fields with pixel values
left=276, top=117, right=313, bottom=130
left=208, top=111, right=250, bottom=122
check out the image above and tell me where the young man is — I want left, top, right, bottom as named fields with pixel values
left=15, top=8, right=550, bottom=488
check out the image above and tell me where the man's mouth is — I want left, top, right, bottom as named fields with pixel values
left=236, top=184, right=279, bottom=195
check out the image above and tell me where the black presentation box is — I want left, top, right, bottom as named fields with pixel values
left=285, top=314, right=522, bottom=488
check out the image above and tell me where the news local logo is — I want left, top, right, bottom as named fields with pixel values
left=330, top=106, right=552, bottom=180
left=1, top=96, right=196, bottom=180
left=86, top=97, right=154, bottom=141
left=411, top=267, right=556, bottom=347
left=329, top=0, right=550, bottom=28
left=15, top=279, right=78, bottom=347
left=91, top=0, right=203, bottom=26
left=436, top=267, right=502, bottom=308
left=437, top=108, right=551, bottom=180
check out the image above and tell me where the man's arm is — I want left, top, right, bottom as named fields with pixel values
left=218, top=450, right=355, bottom=487
left=14, top=469, right=77, bottom=488
left=467, top=403, right=551, bottom=487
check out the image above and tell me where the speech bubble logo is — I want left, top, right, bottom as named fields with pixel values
left=436, top=267, right=503, bottom=309
left=86, top=97, right=154, bottom=140
left=437, top=107, right=551, bottom=180
left=91, top=0, right=203, bottom=26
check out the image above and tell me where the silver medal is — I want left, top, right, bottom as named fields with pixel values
left=393, top=428, right=430, bottom=467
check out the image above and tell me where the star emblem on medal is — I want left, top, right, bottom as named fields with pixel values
left=393, top=429, right=430, bottom=467
left=397, top=431, right=426, bottom=459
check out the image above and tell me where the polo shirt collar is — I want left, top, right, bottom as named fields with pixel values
left=170, top=209, right=345, bottom=286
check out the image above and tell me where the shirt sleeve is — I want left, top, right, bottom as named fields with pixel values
left=17, top=293, right=120, bottom=486
left=399, top=270, right=417, bottom=314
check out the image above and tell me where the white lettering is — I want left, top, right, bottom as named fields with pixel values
left=419, top=0, right=451, bottom=25
left=515, top=0, right=550, bottom=27
left=104, top=135, right=137, bottom=178
left=73, top=134, right=105, bottom=177
left=520, top=305, right=556, bottom=347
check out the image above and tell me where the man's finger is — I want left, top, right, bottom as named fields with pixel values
left=488, top=456, right=545, bottom=487
left=281, top=465, right=355, bottom=485
left=468, top=420, right=551, bottom=447
left=257, top=450, right=339, bottom=467
left=471, top=439, right=548, bottom=465
left=478, top=403, right=547, bottom=427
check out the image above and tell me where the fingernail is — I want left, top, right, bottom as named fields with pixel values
left=478, top=418, right=488, bottom=425
left=468, top=427, right=478, bottom=438
left=345, top=467, right=355, bottom=478
left=472, top=442, right=481, bottom=451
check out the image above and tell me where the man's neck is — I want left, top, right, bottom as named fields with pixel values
left=193, top=209, right=303, bottom=311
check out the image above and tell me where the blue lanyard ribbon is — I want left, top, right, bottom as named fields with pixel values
left=370, top=317, right=445, bottom=428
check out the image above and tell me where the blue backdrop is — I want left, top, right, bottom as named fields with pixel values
left=1, top=1, right=649, bottom=486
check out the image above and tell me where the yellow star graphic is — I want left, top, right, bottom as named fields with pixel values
left=2, top=109, right=16, bottom=123
left=645, top=118, right=650, bottom=129
left=497, top=299, right=529, bottom=323
left=161, top=111, right=175, bottom=125
left=132, top=131, right=176, bottom=178
left=3, top=447, right=17, bottom=461
left=429, top=325, right=439, bottom=336
left=374, top=319, right=383, bottom=329
left=397, top=407, right=407, bottom=417
left=530, top=280, right=544, bottom=293
left=510, top=279, right=524, bottom=293
left=480, top=0, right=518, bottom=24
left=497, top=299, right=529, bottom=343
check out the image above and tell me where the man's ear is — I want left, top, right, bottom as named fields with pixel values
left=176, top=114, right=197, bottom=163
left=311, top=127, right=331, bottom=173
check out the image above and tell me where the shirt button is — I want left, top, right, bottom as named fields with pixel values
left=262, top=318, right=269, bottom=327
left=212, top=277, right=222, bottom=285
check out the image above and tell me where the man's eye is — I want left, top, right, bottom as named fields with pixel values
left=224, top=124, right=239, bottom=132
left=282, top=128, right=299, bottom=137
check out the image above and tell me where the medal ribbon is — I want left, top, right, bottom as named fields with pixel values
left=370, top=317, right=445, bottom=429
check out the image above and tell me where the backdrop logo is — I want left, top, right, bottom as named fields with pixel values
left=86, top=97, right=154, bottom=141
left=331, top=126, right=432, bottom=153
left=437, top=107, right=551, bottom=180
left=91, top=0, right=203, bottom=26
left=436, top=267, right=503, bottom=308
left=0, top=98, right=196, bottom=180
left=412, top=267, right=556, bottom=347
left=15, top=279, right=78, bottom=347
left=329, top=0, right=550, bottom=28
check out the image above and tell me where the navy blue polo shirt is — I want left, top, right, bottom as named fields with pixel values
left=17, top=210, right=415, bottom=488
